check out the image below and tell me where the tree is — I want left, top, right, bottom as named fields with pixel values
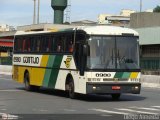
left=153, top=5, right=160, bottom=12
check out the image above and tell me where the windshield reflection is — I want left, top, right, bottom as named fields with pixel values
left=87, top=36, right=139, bottom=70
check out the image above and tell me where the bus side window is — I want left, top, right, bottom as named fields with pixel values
left=57, top=41, right=61, bottom=52
left=37, top=40, right=40, bottom=52
left=48, top=37, right=52, bottom=52
left=50, top=35, right=56, bottom=52
left=18, top=38, right=22, bottom=52
left=14, top=38, right=19, bottom=52
left=55, top=36, right=63, bottom=52
left=44, top=36, right=50, bottom=52
left=31, top=37, right=35, bottom=52
left=60, top=36, right=65, bottom=52
left=65, top=35, right=73, bottom=53
left=28, top=39, right=31, bottom=52
left=23, top=38, right=30, bottom=52
left=22, top=39, right=26, bottom=52
left=52, top=36, right=60, bottom=52
left=43, top=36, right=49, bottom=52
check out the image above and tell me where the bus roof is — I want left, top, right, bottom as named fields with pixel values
left=15, top=25, right=138, bottom=36
left=78, top=26, right=139, bottom=36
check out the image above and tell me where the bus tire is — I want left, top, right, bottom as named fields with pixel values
left=111, top=93, right=121, bottom=100
left=24, top=72, right=39, bottom=91
left=24, top=72, right=32, bottom=91
left=68, top=79, right=76, bottom=99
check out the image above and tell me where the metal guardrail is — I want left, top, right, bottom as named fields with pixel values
left=141, top=70, right=160, bottom=75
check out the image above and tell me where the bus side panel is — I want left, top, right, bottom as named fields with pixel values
left=13, top=66, right=18, bottom=82
left=54, top=70, right=68, bottom=90
left=17, top=66, right=31, bottom=83
left=41, top=55, right=63, bottom=88
left=54, top=70, right=87, bottom=94
left=30, top=67, right=46, bottom=86
left=54, top=55, right=80, bottom=92
left=72, top=71, right=87, bottom=94
left=18, top=66, right=24, bottom=83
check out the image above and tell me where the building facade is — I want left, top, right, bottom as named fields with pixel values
left=0, top=31, right=15, bottom=65
left=130, top=13, right=160, bottom=75
left=98, top=9, right=136, bottom=27
left=0, top=24, right=15, bottom=32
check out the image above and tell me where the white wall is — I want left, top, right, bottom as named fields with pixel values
left=0, top=65, right=12, bottom=75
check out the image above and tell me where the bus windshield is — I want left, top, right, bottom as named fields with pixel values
left=87, top=36, right=140, bottom=70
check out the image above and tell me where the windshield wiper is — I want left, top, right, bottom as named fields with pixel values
left=112, top=49, right=114, bottom=65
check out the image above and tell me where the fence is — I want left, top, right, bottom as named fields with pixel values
left=0, top=57, right=12, bottom=65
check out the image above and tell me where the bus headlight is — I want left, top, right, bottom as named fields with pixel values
left=135, top=86, right=139, bottom=90
left=93, top=86, right=97, bottom=90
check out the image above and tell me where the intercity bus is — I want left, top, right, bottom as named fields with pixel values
left=12, top=25, right=141, bottom=100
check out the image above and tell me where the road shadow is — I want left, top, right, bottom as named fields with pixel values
left=17, top=87, right=146, bottom=102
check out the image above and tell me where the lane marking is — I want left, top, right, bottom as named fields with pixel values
left=0, top=109, right=7, bottom=111
left=89, top=108, right=129, bottom=115
left=0, top=113, right=19, bottom=119
left=152, top=106, right=160, bottom=108
left=117, top=108, right=158, bottom=115
left=0, top=77, right=12, bottom=81
left=63, top=109, right=76, bottom=112
left=39, top=109, right=48, bottom=112
left=100, top=114, right=112, bottom=117
left=129, top=106, right=160, bottom=111
left=0, top=89, right=23, bottom=92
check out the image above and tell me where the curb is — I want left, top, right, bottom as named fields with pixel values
left=141, top=83, right=160, bottom=88
left=0, top=72, right=12, bottom=75
left=0, top=65, right=12, bottom=74
left=141, top=75, right=160, bottom=88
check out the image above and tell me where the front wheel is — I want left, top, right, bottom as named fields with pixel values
left=111, top=94, right=121, bottom=100
left=68, top=80, right=76, bottom=99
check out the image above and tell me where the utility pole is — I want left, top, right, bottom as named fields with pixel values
left=65, top=0, right=71, bottom=23
left=140, top=0, right=142, bottom=12
left=33, top=0, right=36, bottom=24
left=37, top=0, right=40, bottom=24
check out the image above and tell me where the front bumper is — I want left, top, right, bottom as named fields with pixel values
left=86, top=82, right=141, bottom=94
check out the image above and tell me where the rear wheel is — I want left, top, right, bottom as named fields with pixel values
left=24, top=72, right=39, bottom=91
left=111, top=94, right=121, bottom=100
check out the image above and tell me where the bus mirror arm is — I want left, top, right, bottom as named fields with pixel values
left=79, top=45, right=88, bottom=76
left=80, top=56, right=87, bottom=76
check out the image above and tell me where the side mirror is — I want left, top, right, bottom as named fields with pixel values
left=83, top=45, right=87, bottom=56
left=83, top=45, right=90, bottom=56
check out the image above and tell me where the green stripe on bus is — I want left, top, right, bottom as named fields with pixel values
left=114, top=72, right=131, bottom=79
left=48, top=55, right=63, bottom=88
left=47, top=55, right=55, bottom=67
left=114, top=72, right=123, bottom=78
left=122, top=72, right=130, bottom=79
left=43, top=69, right=52, bottom=87
left=48, top=69, right=59, bottom=88
left=42, top=55, right=55, bottom=87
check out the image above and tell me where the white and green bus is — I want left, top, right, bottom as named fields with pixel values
left=13, top=25, right=141, bottom=100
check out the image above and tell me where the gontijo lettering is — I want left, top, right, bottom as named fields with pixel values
left=13, top=56, right=40, bottom=64
left=23, top=57, right=39, bottom=64
left=13, top=57, right=21, bottom=62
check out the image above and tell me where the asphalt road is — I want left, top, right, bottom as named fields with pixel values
left=0, top=74, right=160, bottom=120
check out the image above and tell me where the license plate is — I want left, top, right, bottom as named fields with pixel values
left=112, top=86, right=121, bottom=90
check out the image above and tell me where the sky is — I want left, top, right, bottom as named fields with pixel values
left=0, top=0, right=160, bottom=27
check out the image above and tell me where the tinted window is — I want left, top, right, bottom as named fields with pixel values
left=14, top=32, right=76, bottom=54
